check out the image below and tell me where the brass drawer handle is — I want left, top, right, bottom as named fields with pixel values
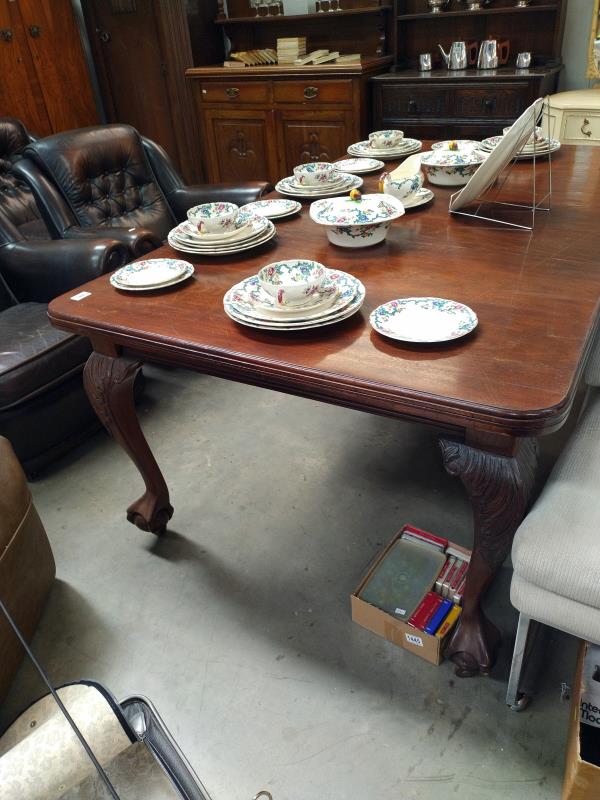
left=304, top=86, right=319, bottom=100
left=226, top=87, right=240, bottom=99
left=581, top=118, right=592, bottom=138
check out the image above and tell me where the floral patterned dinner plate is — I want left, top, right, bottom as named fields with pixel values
left=370, top=297, right=478, bottom=343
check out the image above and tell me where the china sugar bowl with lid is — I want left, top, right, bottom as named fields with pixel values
left=187, top=201, right=238, bottom=234
left=420, top=146, right=486, bottom=187
left=309, top=192, right=405, bottom=248
left=293, top=162, right=338, bottom=187
left=258, top=259, right=326, bottom=306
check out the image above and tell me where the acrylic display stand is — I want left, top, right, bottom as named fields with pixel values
left=449, top=101, right=553, bottom=232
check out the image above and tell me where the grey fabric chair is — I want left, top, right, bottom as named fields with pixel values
left=506, top=329, right=600, bottom=710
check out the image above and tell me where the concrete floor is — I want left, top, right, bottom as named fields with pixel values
left=2, top=366, right=579, bottom=800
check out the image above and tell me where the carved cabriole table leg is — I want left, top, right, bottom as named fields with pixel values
left=439, top=433, right=538, bottom=678
left=83, top=351, right=173, bottom=535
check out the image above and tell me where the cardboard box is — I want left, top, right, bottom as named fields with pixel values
left=351, top=527, right=470, bottom=666
left=562, top=642, right=600, bottom=800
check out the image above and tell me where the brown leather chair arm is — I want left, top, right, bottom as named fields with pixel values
left=0, top=238, right=129, bottom=303
left=63, top=225, right=161, bottom=257
left=167, top=183, right=273, bottom=221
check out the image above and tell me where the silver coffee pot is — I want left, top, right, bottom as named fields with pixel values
left=438, top=41, right=468, bottom=70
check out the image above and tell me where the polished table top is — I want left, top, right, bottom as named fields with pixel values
left=49, top=145, right=600, bottom=438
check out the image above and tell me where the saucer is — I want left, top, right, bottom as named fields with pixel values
left=402, top=188, right=434, bottom=210
left=370, top=297, right=478, bottom=343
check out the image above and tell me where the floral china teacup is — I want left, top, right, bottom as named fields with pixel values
left=380, top=170, right=423, bottom=204
left=258, top=259, right=326, bottom=306
left=369, top=129, right=404, bottom=149
left=293, top=162, right=338, bottom=187
left=187, top=201, right=238, bottom=234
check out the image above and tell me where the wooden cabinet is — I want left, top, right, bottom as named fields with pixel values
left=545, top=89, right=600, bottom=146
left=201, top=108, right=279, bottom=183
left=370, top=0, right=568, bottom=139
left=0, top=0, right=98, bottom=136
left=188, top=62, right=388, bottom=184
left=372, top=68, right=561, bottom=139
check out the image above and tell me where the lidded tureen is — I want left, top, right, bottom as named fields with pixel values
left=421, top=145, right=486, bottom=186
left=309, top=192, right=405, bottom=248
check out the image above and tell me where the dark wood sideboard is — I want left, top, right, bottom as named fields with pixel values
left=186, top=59, right=391, bottom=185
left=372, top=66, right=561, bottom=138
left=370, top=0, right=567, bottom=138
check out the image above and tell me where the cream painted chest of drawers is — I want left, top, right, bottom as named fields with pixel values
left=545, top=89, right=600, bottom=146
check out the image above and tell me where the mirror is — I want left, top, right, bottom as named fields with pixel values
left=588, top=0, right=600, bottom=80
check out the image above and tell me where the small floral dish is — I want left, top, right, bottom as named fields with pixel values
left=293, top=162, right=338, bottom=187
left=379, top=154, right=423, bottom=204
left=310, top=192, right=404, bottom=248
left=187, top=201, right=238, bottom=234
left=370, top=297, right=478, bottom=343
left=421, top=146, right=486, bottom=187
left=239, top=198, right=301, bottom=219
left=369, top=129, right=404, bottom=149
left=258, top=259, right=326, bottom=306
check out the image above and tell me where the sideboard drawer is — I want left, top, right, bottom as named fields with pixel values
left=379, top=85, right=448, bottom=117
left=200, top=82, right=269, bottom=103
left=562, top=112, right=600, bottom=144
left=273, top=80, right=353, bottom=105
left=454, top=86, right=528, bottom=118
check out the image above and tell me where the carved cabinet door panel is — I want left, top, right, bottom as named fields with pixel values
left=276, top=110, right=352, bottom=176
left=202, top=109, right=278, bottom=184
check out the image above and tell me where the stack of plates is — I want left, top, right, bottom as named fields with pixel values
left=347, top=138, right=422, bottom=160
left=275, top=172, right=363, bottom=199
left=335, top=157, right=385, bottom=174
left=223, top=268, right=365, bottom=331
left=167, top=210, right=276, bottom=255
left=239, top=198, right=301, bottom=219
left=110, top=258, right=194, bottom=292
left=479, top=134, right=561, bottom=160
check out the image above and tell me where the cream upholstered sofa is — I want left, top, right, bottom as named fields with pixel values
left=506, top=330, right=600, bottom=709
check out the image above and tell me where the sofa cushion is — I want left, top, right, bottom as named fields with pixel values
left=512, top=388, right=600, bottom=610
left=0, top=119, right=41, bottom=235
left=0, top=303, right=91, bottom=410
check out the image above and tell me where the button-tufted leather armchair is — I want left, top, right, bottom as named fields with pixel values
left=14, top=124, right=271, bottom=252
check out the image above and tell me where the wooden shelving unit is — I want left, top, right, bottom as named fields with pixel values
left=214, top=7, right=392, bottom=24
left=399, top=4, right=558, bottom=19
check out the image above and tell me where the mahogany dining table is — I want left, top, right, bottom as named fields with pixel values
left=48, top=143, right=600, bottom=679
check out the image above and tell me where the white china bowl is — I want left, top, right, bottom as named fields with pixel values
left=421, top=148, right=486, bottom=187
left=380, top=170, right=424, bottom=204
left=310, top=193, right=405, bottom=248
left=369, top=129, right=404, bottom=149
left=258, top=259, right=326, bottom=306
left=187, top=201, right=238, bottom=234
left=293, top=162, right=338, bottom=187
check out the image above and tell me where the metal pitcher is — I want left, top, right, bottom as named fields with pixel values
left=438, top=41, right=477, bottom=70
